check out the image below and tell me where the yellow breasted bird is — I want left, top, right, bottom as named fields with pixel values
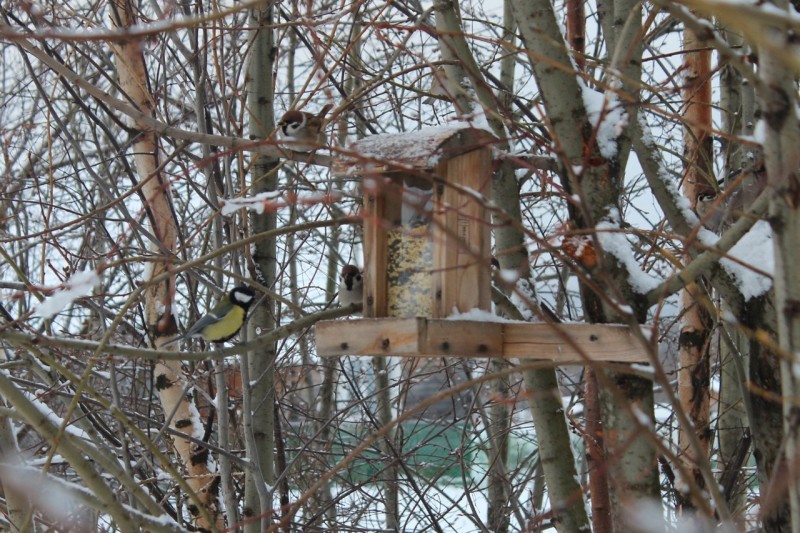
left=163, top=285, right=256, bottom=347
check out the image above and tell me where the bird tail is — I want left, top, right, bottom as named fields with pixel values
left=159, top=334, right=185, bottom=348
left=317, top=103, right=334, bottom=119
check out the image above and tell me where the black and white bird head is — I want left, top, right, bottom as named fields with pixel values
left=277, top=104, right=333, bottom=152
left=338, top=265, right=363, bottom=308
left=278, top=110, right=308, bottom=137
left=230, top=286, right=256, bottom=308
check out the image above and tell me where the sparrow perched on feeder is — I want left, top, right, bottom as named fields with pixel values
left=277, top=103, right=333, bottom=152
left=338, top=264, right=363, bottom=309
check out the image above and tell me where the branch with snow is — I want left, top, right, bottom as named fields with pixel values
left=34, top=270, right=101, bottom=320
left=220, top=190, right=343, bottom=216
left=596, top=209, right=662, bottom=294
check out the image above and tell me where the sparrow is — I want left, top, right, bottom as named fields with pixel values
left=338, top=264, right=363, bottom=309
left=277, top=103, right=333, bottom=152
left=694, top=163, right=767, bottom=232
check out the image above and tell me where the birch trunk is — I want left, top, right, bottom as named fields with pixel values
left=678, top=22, right=714, bottom=513
left=757, top=3, right=800, bottom=530
left=109, top=0, right=221, bottom=528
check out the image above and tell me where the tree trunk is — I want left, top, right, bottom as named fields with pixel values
left=678, top=21, right=714, bottom=513
left=512, top=0, right=660, bottom=529
left=109, top=0, right=221, bottom=528
left=757, top=2, right=800, bottom=529
left=244, top=3, right=279, bottom=530
left=717, top=25, right=752, bottom=523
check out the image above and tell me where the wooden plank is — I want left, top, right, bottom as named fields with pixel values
left=432, top=148, right=493, bottom=318
left=316, top=318, right=502, bottom=358
left=362, top=175, right=402, bottom=318
left=315, top=318, right=424, bottom=356
left=316, top=319, right=649, bottom=363
left=503, top=323, right=648, bottom=363
left=423, top=320, right=503, bottom=357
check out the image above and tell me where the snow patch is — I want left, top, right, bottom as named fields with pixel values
left=498, top=269, right=520, bottom=284
left=511, top=277, right=540, bottom=321
left=221, top=191, right=341, bottom=216
left=596, top=210, right=662, bottom=293
left=21, top=388, right=91, bottom=441
left=720, top=220, right=774, bottom=301
left=35, top=270, right=101, bottom=319
left=630, top=363, right=655, bottom=375
left=345, top=124, right=494, bottom=170
left=753, top=118, right=767, bottom=145
left=581, top=83, right=628, bottom=159
left=447, top=307, right=525, bottom=323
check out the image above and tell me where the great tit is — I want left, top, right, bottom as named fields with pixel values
left=163, top=285, right=256, bottom=347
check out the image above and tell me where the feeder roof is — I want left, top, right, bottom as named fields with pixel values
left=334, top=125, right=497, bottom=176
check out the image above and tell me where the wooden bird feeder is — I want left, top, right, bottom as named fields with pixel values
left=315, top=126, right=649, bottom=365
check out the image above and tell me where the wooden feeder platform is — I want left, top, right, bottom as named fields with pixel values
left=315, top=318, right=649, bottom=364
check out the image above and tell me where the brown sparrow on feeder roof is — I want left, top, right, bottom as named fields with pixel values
left=278, top=103, right=333, bottom=152
left=338, top=264, right=363, bottom=309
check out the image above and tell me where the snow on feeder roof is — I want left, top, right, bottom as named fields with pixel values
left=333, top=126, right=497, bottom=175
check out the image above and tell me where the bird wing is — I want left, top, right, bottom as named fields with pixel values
left=184, top=310, right=224, bottom=338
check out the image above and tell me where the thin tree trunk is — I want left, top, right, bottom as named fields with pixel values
left=678, top=24, right=714, bottom=513
left=569, top=2, right=611, bottom=529
left=109, top=0, right=221, bottom=528
left=757, top=3, right=800, bottom=529
left=717, top=25, right=751, bottom=523
left=373, top=355, right=399, bottom=531
left=520, top=369, right=588, bottom=532
left=718, top=324, right=750, bottom=522
left=244, top=3, right=279, bottom=531
left=677, top=285, right=712, bottom=506
left=487, top=360, right=511, bottom=533
left=584, top=368, right=611, bottom=532
left=0, top=414, right=32, bottom=533
left=566, top=0, right=585, bottom=71
left=214, top=362, right=239, bottom=529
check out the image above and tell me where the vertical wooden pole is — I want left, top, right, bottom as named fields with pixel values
left=432, top=148, right=493, bottom=317
left=363, top=174, right=395, bottom=318
left=362, top=172, right=400, bottom=529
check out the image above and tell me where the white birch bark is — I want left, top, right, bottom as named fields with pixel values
left=109, top=0, right=221, bottom=528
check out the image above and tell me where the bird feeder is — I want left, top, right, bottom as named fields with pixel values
left=343, top=126, right=495, bottom=319
left=315, top=126, right=648, bottom=365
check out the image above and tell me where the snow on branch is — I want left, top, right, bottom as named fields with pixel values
left=35, top=270, right=101, bottom=320
left=596, top=209, right=662, bottom=294
left=719, top=220, right=774, bottom=301
left=221, top=191, right=343, bottom=216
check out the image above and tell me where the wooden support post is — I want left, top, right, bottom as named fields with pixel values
left=432, top=147, right=493, bottom=317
